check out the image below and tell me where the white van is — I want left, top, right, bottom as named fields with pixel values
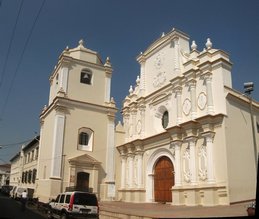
left=13, top=187, right=34, bottom=200
left=14, top=187, right=26, bottom=200
left=9, top=186, right=17, bottom=198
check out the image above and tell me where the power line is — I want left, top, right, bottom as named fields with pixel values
left=0, top=0, right=24, bottom=88
left=0, top=0, right=46, bottom=120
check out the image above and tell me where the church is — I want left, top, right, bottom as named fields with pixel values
left=114, top=28, right=258, bottom=206
left=33, top=28, right=258, bottom=206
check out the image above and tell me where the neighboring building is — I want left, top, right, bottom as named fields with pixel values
left=21, top=137, right=39, bottom=191
left=35, top=40, right=117, bottom=203
left=9, top=152, right=22, bottom=187
left=115, top=28, right=259, bottom=206
left=0, top=164, right=11, bottom=186
left=9, top=137, right=39, bottom=191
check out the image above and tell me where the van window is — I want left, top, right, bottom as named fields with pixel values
left=60, top=194, right=65, bottom=203
left=65, top=194, right=71, bottom=203
left=55, top=195, right=60, bottom=202
left=73, top=193, right=97, bottom=206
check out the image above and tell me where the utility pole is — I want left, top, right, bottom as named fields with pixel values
left=244, top=82, right=257, bottom=171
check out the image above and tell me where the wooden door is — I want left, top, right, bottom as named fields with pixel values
left=76, top=172, right=89, bottom=191
left=154, top=156, right=174, bottom=202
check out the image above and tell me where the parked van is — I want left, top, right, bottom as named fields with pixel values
left=48, top=191, right=99, bottom=219
left=9, top=186, right=17, bottom=198
left=13, top=187, right=34, bottom=200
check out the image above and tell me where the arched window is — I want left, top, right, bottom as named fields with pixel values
left=32, top=169, right=37, bottom=183
left=162, top=111, right=169, bottom=129
left=80, top=69, right=92, bottom=85
left=28, top=170, right=32, bottom=183
left=79, top=132, right=89, bottom=145
left=78, top=128, right=94, bottom=151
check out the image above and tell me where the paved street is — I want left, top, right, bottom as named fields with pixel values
left=0, top=192, right=253, bottom=218
left=99, top=201, right=251, bottom=218
left=0, top=194, right=46, bottom=219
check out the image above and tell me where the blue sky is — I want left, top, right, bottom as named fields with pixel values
left=0, top=0, right=259, bottom=164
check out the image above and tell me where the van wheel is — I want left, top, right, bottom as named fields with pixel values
left=60, top=213, right=67, bottom=219
left=47, top=210, right=53, bottom=219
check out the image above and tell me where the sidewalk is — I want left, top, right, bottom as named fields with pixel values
left=99, top=201, right=251, bottom=218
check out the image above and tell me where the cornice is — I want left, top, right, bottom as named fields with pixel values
left=40, top=96, right=118, bottom=119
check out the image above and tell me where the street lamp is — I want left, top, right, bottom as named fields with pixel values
left=243, top=82, right=257, bottom=171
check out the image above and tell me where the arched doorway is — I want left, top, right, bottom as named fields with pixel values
left=154, top=156, right=174, bottom=202
left=76, top=172, right=89, bottom=191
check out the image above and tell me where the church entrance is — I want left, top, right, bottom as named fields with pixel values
left=76, top=172, right=89, bottom=191
left=154, top=156, right=174, bottom=203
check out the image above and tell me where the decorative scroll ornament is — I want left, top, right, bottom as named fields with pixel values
left=153, top=71, right=166, bottom=88
left=154, top=52, right=164, bottom=69
left=129, top=124, right=133, bottom=137
left=136, top=120, right=142, bottom=134
left=197, top=92, right=207, bottom=110
left=169, top=143, right=175, bottom=158
left=183, top=147, right=191, bottom=183
left=183, top=98, right=191, bottom=115
left=198, top=144, right=208, bottom=181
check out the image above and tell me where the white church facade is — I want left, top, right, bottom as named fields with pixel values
left=114, top=29, right=259, bottom=206
left=11, top=28, right=258, bottom=206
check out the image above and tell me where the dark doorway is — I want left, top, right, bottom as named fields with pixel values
left=76, top=172, right=89, bottom=191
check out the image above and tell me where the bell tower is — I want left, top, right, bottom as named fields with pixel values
left=36, top=40, right=117, bottom=202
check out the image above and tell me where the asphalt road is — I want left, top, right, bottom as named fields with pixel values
left=0, top=193, right=46, bottom=219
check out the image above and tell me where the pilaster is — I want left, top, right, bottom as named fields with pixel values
left=201, top=131, right=216, bottom=183
left=185, top=136, right=198, bottom=184
left=204, top=73, right=214, bottom=114
left=189, top=80, right=197, bottom=120
left=171, top=140, right=183, bottom=186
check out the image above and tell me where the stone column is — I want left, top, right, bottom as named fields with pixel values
left=185, top=136, right=198, bottom=184
left=204, top=73, right=214, bottom=114
left=175, top=87, right=182, bottom=124
left=104, top=57, right=113, bottom=103
left=124, top=113, right=130, bottom=142
left=60, top=66, right=68, bottom=93
left=173, top=37, right=180, bottom=73
left=50, top=112, right=65, bottom=178
left=36, top=121, right=44, bottom=179
left=120, top=155, right=127, bottom=189
left=189, top=80, right=197, bottom=120
left=128, top=153, right=134, bottom=188
left=105, top=115, right=115, bottom=183
left=136, top=151, right=144, bottom=188
left=172, top=140, right=182, bottom=186
left=202, top=132, right=215, bottom=183
left=140, top=106, right=145, bottom=138
left=131, top=110, right=137, bottom=138
left=139, top=60, right=146, bottom=96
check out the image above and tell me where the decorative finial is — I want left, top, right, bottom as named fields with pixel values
left=65, top=46, right=69, bottom=51
left=110, top=97, right=115, bottom=104
left=79, top=39, right=84, bottom=47
left=106, top=56, right=110, bottom=63
left=205, top=38, right=212, bottom=50
left=129, top=85, right=133, bottom=94
left=104, top=56, right=112, bottom=67
left=191, top=40, right=197, bottom=51
left=136, top=75, right=140, bottom=85
left=161, top=32, right=165, bottom=37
